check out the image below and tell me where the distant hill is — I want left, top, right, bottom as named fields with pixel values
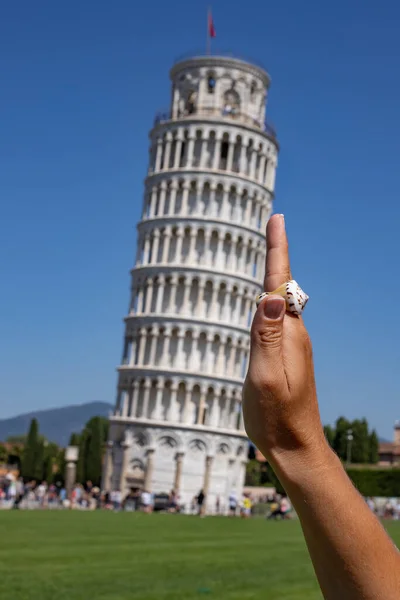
left=0, top=402, right=113, bottom=447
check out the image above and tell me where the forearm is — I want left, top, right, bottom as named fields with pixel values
left=270, top=441, right=400, bottom=600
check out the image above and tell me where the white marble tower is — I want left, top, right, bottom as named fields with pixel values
left=103, top=54, right=278, bottom=513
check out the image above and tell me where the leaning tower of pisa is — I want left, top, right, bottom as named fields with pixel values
left=103, top=54, right=278, bottom=513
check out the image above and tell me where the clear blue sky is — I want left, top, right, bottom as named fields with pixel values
left=1, top=0, right=400, bottom=439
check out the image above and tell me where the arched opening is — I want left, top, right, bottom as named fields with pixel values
left=186, top=90, right=196, bottom=115
left=215, top=184, right=223, bottom=217
left=232, top=136, right=241, bottom=173
left=188, top=180, right=197, bottom=215
left=223, top=88, right=240, bottom=117
left=207, top=73, right=216, bottom=94
left=202, top=182, right=211, bottom=215
left=193, top=130, right=202, bottom=167
left=207, top=131, right=216, bottom=168
left=220, top=133, right=229, bottom=170
left=183, top=330, right=193, bottom=370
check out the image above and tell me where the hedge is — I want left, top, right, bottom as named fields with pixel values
left=346, top=469, right=400, bottom=497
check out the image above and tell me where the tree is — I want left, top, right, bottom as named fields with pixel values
left=0, top=443, right=8, bottom=463
left=6, top=435, right=26, bottom=444
left=34, top=439, right=45, bottom=481
left=69, top=432, right=80, bottom=446
left=333, top=417, right=352, bottom=461
left=84, top=417, right=103, bottom=486
left=351, top=418, right=370, bottom=464
left=21, top=418, right=41, bottom=480
left=245, top=460, right=261, bottom=486
left=323, top=425, right=335, bottom=448
left=369, top=430, right=379, bottom=464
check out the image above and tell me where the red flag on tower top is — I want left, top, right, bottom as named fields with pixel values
left=208, top=11, right=216, bottom=38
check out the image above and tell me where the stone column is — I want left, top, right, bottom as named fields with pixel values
left=155, top=138, right=163, bottom=171
left=183, top=387, right=192, bottom=422
left=227, top=140, right=235, bottom=172
left=162, top=329, right=171, bottom=368
left=136, top=286, right=144, bottom=314
left=258, top=154, right=266, bottom=184
left=229, top=343, right=237, bottom=376
left=149, top=327, right=158, bottom=364
left=202, top=455, right=214, bottom=513
left=154, top=380, right=164, bottom=420
left=169, top=183, right=178, bottom=215
left=188, top=230, right=197, bottom=262
left=143, top=235, right=151, bottom=265
left=234, top=291, right=242, bottom=324
left=206, top=335, right=213, bottom=373
left=143, top=448, right=155, bottom=491
left=210, top=284, right=219, bottom=320
left=192, top=182, right=200, bottom=215
left=137, top=328, right=147, bottom=365
left=213, top=137, right=222, bottom=170
left=204, top=230, right=211, bottom=267
left=152, top=230, right=160, bottom=264
left=102, top=441, right=113, bottom=491
left=222, top=287, right=231, bottom=321
left=65, top=446, right=79, bottom=497
left=238, top=138, right=246, bottom=173
left=186, top=134, right=195, bottom=167
left=121, top=388, right=129, bottom=417
left=210, top=390, right=220, bottom=428
left=222, top=187, right=230, bottom=221
left=119, top=439, right=132, bottom=492
left=168, top=277, right=178, bottom=313
left=173, top=452, right=184, bottom=492
left=195, top=279, right=205, bottom=316
left=181, top=182, right=190, bottom=215
left=245, top=197, right=253, bottom=227
left=216, top=234, right=224, bottom=270
left=163, top=135, right=172, bottom=169
left=142, top=380, right=152, bottom=419
left=129, top=337, right=137, bottom=366
left=145, top=280, right=153, bottom=313
left=217, top=339, right=226, bottom=373
left=250, top=148, right=258, bottom=179
left=239, top=407, right=245, bottom=432
left=197, top=388, right=207, bottom=425
left=162, top=227, right=171, bottom=263
left=209, top=184, right=217, bottom=217
left=158, top=182, right=167, bottom=215
left=182, top=280, right=192, bottom=315
left=149, top=186, right=158, bottom=217
left=175, top=230, right=184, bottom=262
left=244, top=296, right=252, bottom=327
left=156, top=276, right=165, bottom=313
left=131, top=381, right=139, bottom=417
left=176, top=332, right=185, bottom=370
left=174, top=138, right=183, bottom=168
left=168, top=384, right=178, bottom=421
left=221, top=394, right=231, bottom=428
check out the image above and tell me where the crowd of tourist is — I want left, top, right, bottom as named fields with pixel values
left=3, top=470, right=396, bottom=520
left=0, top=470, right=269, bottom=516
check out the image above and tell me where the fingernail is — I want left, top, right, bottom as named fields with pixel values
left=264, top=295, right=286, bottom=320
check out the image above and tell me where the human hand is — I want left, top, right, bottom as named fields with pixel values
left=243, top=214, right=326, bottom=467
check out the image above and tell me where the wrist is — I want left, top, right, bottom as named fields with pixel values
left=267, top=438, right=341, bottom=491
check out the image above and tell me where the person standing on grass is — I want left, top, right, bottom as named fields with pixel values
left=196, top=489, right=205, bottom=516
left=243, top=214, right=400, bottom=600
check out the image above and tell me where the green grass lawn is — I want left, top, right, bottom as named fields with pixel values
left=1, top=512, right=400, bottom=600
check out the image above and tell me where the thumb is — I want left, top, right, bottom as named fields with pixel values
left=249, top=295, right=286, bottom=387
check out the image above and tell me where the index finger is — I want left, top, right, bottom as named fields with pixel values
left=264, top=214, right=292, bottom=292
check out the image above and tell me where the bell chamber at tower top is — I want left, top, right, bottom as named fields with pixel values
left=153, top=56, right=276, bottom=138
